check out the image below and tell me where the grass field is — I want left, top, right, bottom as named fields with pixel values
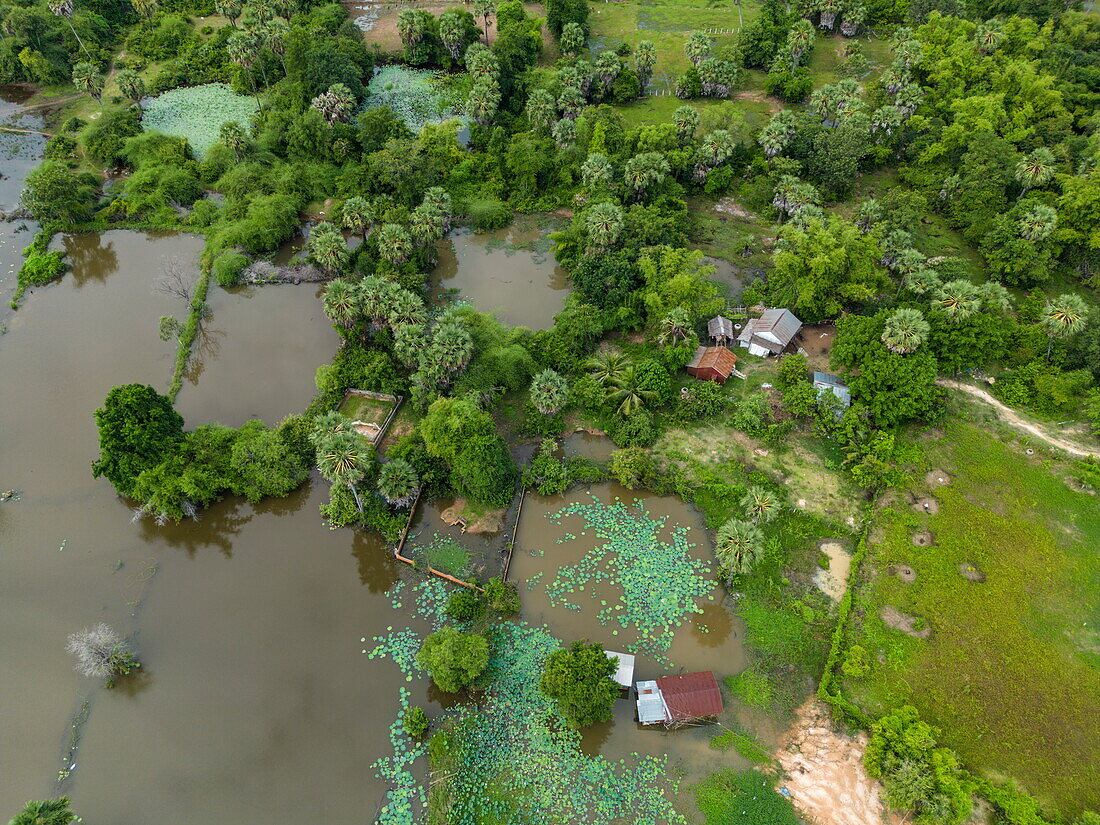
left=338, top=391, right=396, bottom=425
left=840, top=419, right=1100, bottom=815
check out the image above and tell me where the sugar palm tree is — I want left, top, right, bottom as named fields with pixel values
left=215, top=0, right=242, bottom=25
left=431, top=320, right=474, bottom=372
left=48, top=0, right=91, bottom=58
left=306, top=221, right=348, bottom=275
left=386, top=288, right=426, bottom=329
left=974, top=20, right=1005, bottom=55
left=311, top=83, right=355, bottom=124
left=341, top=196, right=375, bottom=242
left=1041, top=294, right=1089, bottom=362
left=309, top=410, right=351, bottom=446
left=685, top=31, right=711, bottom=67
left=410, top=204, right=446, bottom=246
left=584, top=202, right=624, bottom=252
left=659, top=307, right=694, bottom=344
left=902, top=266, right=941, bottom=297
left=467, top=77, right=501, bottom=126
left=71, top=62, right=103, bottom=103
left=377, top=458, right=419, bottom=508
left=607, top=364, right=658, bottom=415
left=586, top=350, right=628, bottom=385
left=622, top=152, right=670, bottom=202
left=474, top=0, right=495, bottom=44
left=530, top=368, right=569, bottom=415
left=741, top=487, right=780, bottom=523
left=525, top=88, right=556, bottom=134
left=397, top=8, right=426, bottom=49
left=1017, top=203, right=1057, bottom=242
left=226, top=29, right=261, bottom=92
left=581, top=153, right=613, bottom=189
left=220, top=121, right=248, bottom=160
left=786, top=20, right=815, bottom=68
left=322, top=278, right=358, bottom=328
left=10, top=798, right=77, bottom=825
left=422, top=187, right=453, bottom=229
left=552, top=117, right=577, bottom=148
left=979, top=281, right=1012, bottom=313
left=560, top=22, right=585, bottom=57
left=354, top=276, right=397, bottom=328
left=635, top=40, right=656, bottom=90
left=714, top=518, right=765, bottom=581
left=673, top=105, right=699, bottom=146
left=376, top=223, right=412, bottom=265
left=934, top=280, right=982, bottom=322
left=1015, top=147, right=1055, bottom=195
left=316, top=431, right=370, bottom=513
left=881, top=308, right=930, bottom=354
left=116, top=69, right=145, bottom=107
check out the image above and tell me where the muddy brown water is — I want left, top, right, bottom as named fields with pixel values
left=430, top=215, right=570, bottom=330
left=0, top=85, right=46, bottom=313
left=0, top=230, right=416, bottom=823
left=511, top=482, right=783, bottom=789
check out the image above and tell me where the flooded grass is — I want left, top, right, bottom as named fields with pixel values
left=844, top=421, right=1100, bottom=814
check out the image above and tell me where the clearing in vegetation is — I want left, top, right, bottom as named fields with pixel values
left=140, top=83, right=258, bottom=159
left=839, top=420, right=1100, bottom=815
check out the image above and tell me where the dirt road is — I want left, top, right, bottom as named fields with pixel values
left=937, top=378, right=1099, bottom=459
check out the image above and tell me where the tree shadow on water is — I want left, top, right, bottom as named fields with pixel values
left=352, top=530, right=400, bottom=593
left=140, top=499, right=252, bottom=558
left=61, top=235, right=118, bottom=285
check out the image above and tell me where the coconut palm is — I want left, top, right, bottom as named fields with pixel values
left=322, top=278, right=358, bottom=328
left=215, top=0, right=243, bottom=25
left=881, top=308, right=930, bottom=354
left=1017, top=203, right=1057, bottom=242
left=586, top=350, right=629, bottom=385
left=341, top=196, right=375, bottom=242
left=659, top=307, right=694, bottom=344
left=667, top=109, right=697, bottom=154
left=377, top=458, right=419, bottom=508
left=530, top=368, right=570, bottom=415
left=607, top=364, right=658, bottom=415
left=307, top=222, right=349, bottom=275
left=1015, top=148, right=1055, bottom=194
left=636, top=40, right=656, bottom=90
left=741, top=487, right=780, bottom=523
left=1041, top=294, right=1089, bottom=361
left=376, top=223, right=412, bottom=265
left=10, top=798, right=77, bottom=825
left=71, top=62, right=103, bottom=103
left=48, top=0, right=91, bottom=58
left=316, top=431, right=371, bottom=513
left=116, top=69, right=145, bottom=107
left=584, top=202, right=624, bottom=251
left=714, top=518, right=765, bottom=580
left=934, top=280, right=982, bottom=322
left=685, top=31, right=711, bottom=67
left=525, top=88, right=556, bottom=134
left=581, top=153, right=613, bottom=189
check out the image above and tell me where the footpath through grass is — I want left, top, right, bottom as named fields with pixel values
left=841, top=420, right=1100, bottom=815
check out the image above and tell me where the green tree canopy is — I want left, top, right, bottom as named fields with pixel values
left=416, top=625, right=489, bottom=692
left=539, top=640, right=619, bottom=728
left=92, top=384, right=184, bottom=498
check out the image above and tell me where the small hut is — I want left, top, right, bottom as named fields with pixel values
left=737, top=308, right=802, bottom=356
left=605, top=651, right=636, bottom=690
left=708, top=315, right=735, bottom=346
left=636, top=671, right=724, bottom=728
left=813, top=372, right=851, bottom=408
left=686, top=346, right=737, bottom=384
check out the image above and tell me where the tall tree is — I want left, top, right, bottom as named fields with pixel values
left=1041, top=294, right=1089, bottom=361
left=10, top=799, right=77, bottom=825
left=540, top=640, right=619, bottom=728
left=881, top=308, right=930, bottom=354
left=377, top=458, right=419, bottom=508
left=92, top=384, right=184, bottom=497
left=714, top=518, right=765, bottom=580
left=316, top=431, right=371, bottom=512
left=529, top=369, right=569, bottom=415
left=116, top=69, right=145, bottom=107
left=306, top=222, right=349, bottom=275
left=71, top=62, right=103, bottom=103
left=47, top=0, right=91, bottom=58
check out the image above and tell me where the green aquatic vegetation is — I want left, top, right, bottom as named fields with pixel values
left=540, top=497, right=715, bottom=658
left=364, top=66, right=467, bottom=134
left=141, top=83, right=258, bottom=159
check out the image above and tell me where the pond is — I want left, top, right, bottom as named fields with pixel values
left=430, top=214, right=571, bottom=331
left=0, top=84, right=46, bottom=313
left=510, top=482, right=783, bottom=790
left=0, top=230, right=419, bottom=823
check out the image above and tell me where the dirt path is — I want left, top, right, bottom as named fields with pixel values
left=936, top=379, right=1099, bottom=458
left=777, top=700, right=901, bottom=825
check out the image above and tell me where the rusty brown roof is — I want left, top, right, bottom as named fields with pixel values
left=656, top=671, right=724, bottom=719
left=687, top=346, right=737, bottom=376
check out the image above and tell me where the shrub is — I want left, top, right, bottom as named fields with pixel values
left=66, top=623, right=140, bottom=682
left=416, top=626, right=489, bottom=692
left=212, top=251, right=250, bottom=288
left=467, top=197, right=512, bottom=231
left=445, top=588, right=487, bottom=623
left=607, top=408, right=657, bottom=447
left=85, top=107, right=143, bottom=166
left=608, top=446, right=655, bottom=489
left=485, top=577, right=520, bottom=615
left=403, top=706, right=429, bottom=737
left=17, top=249, right=67, bottom=291
left=539, top=640, right=619, bottom=728
left=187, top=198, right=220, bottom=227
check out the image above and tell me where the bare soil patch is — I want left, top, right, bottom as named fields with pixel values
left=958, top=562, right=986, bottom=583
left=713, top=197, right=757, bottom=221
left=888, top=564, right=916, bottom=583
left=925, top=469, right=952, bottom=487
left=733, top=89, right=783, bottom=113
left=880, top=605, right=931, bottom=639
left=813, top=541, right=851, bottom=601
left=911, top=496, right=940, bottom=514
left=911, top=531, right=935, bottom=547
left=442, top=498, right=505, bottom=535
left=777, top=700, right=900, bottom=825
left=795, top=324, right=837, bottom=371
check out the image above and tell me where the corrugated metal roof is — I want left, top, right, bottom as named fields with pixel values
left=813, top=372, right=846, bottom=388
left=738, top=309, right=802, bottom=347
left=636, top=679, right=669, bottom=725
left=656, top=671, right=724, bottom=720
left=708, top=316, right=734, bottom=338
left=606, top=651, right=635, bottom=688
left=687, top=346, right=737, bottom=377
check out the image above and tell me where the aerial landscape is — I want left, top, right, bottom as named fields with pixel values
left=0, top=0, right=1098, bottom=821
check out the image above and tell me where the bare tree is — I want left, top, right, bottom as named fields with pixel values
left=66, top=623, right=140, bottom=680
left=156, top=258, right=197, bottom=304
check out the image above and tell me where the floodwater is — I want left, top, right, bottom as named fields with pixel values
left=0, top=84, right=46, bottom=313
left=563, top=430, right=617, bottom=463
left=430, top=215, right=570, bottom=330
left=0, top=230, right=419, bottom=823
left=510, top=482, right=783, bottom=790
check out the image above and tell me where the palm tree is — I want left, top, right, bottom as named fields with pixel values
left=1015, top=147, right=1055, bottom=194
left=376, top=223, right=412, bottom=265
left=659, top=307, right=694, bottom=344
left=881, top=308, right=930, bottom=354
left=397, top=8, right=426, bottom=50
left=322, top=278, right=358, bottom=328
left=552, top=117, right=576, bottom=148
left=311, top=83, right=356, bottom=124
left=584, top=202, right=624, bottom=251
left=467, top=77, right=501, bottom=126
left=974, top=20, right=1005, bottom=55
left=71, top=62, right=103, bottom=103
left=525, top=88, right=556, bottom=134
left=894, top=38, right=922, bottom=68
left=1041, top=294, right=1089, bottom=361
left=421, top=187, right=452, bottom=229
left=10, top=798, right=77, bottom=825
left=316, top=431, right=371, bottom=513
left=227, top=29, right=261, bottom=92
left=410, top=204, right=445, bottom=246
left=310, top=410, right=351, bottom=448
left=386, top=288, right=426, bottom=329
left=581, top=153, right=613, bottom=189
left=741, top=487, right=780, bottom=523
left=934, top=280, right=982, bottom=322
left=261, top=18, right=289, bottom=72
left=215, top=0, right=243, bottom=25
left=685, top=31, right=711, bottom=67
left=758, top=112, right=795, bottom=160
left=818, top=0, right=841, bottom=29
left=608, top=364, right=658, bottom=415
left=622, top=152, right=670, bottom=202
left=786, top=20, right=815, bottom=68
left=586, top=350, right=628, bottom=385
left=855, top=198, right=882, bottom=234
left=560, top=22, right=585, bottom=57
left=714, top=518, right=765, bottom=581
left=636, top=40, right=656, bottom=91
left=474, top=0, right=495, bottom=45
left=48, top=0, right=91, bottom=58
left=431, top=320, right=474, bottom=372
left=902, top=266, right=941, bottom=297
left=439, top=9, right=467, bottom=63
left=673, top=104, right=699, bottom=146
left=1017, top=203, right=1057, bottom=242
left=530, top=368, right=570, bottom=415
left=306, top=222, right=349, bottom=275
left=377, top=458, right=419, bottom=508
left=840, top=2, right=865, bottom=36
left=341, top=196, right=375, bottom=242
left=355, top=276, right=397, bottom=329
left=116, top=69, right=145, bottom=107
left=979, top=281, right=1012, bottom=313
